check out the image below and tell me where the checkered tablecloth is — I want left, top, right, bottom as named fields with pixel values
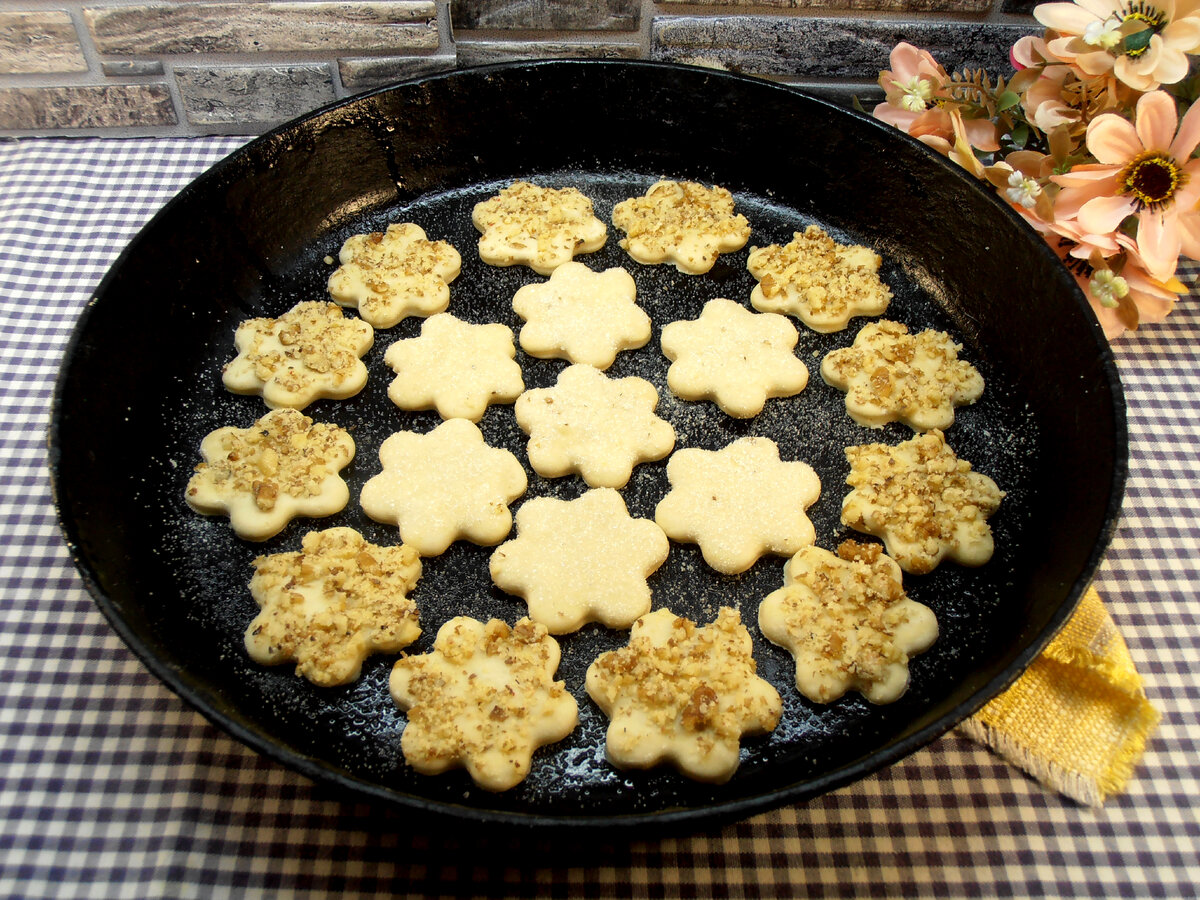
left=1, top=136, right=1197, bottom=899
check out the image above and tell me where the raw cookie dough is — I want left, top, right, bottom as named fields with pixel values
left=186, top=408, right=355, bottom=541
left=747, top=225, right=891, bottom=332
left=612, top=180, right=751, bottom=274
left=383, top=313, right=524, bottom=421
left=221, top=300, right=374, bottom=410
left=472, top=181, right=607, bottom=275
left=654, top=436, right=821, bottom=575
left=245, top=527, right=422, bottom=687
left=759, top=540, right=938, bottom=704
left=390, top=616, right=579, bottom=792
left=489, top=488, right=670, bottom=634
left=515, top=364, right=675, bottom=489
left=511, top=261, right=651, bottom=369
left=360, top=418, right=527, bottom=555
left=660, top=297, right=809, bottom=418
left=327, top=222, right=461, bottom=329
left=842, top=429, right=1004, bottom=574
left=821, top=320, right=984, bottom=430
left=586, top=607, right=782, bottom=783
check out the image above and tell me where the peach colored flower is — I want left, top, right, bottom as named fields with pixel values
left=1051, top=90, right=1200, bottom=280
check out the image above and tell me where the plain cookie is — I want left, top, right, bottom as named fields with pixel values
left=472, top=181, right=607, bottom=275
left=612, top=181, right=751, bottom=274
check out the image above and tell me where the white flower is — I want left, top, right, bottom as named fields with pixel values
left=1005, top=171, right=1043, bottom=209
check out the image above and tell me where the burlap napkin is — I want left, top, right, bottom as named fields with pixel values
left=958, top=586, right=1160, bottom=806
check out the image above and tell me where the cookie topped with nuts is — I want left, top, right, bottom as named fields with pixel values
left=586, top=607, right=782, bottom=783
left=821, top=320, right=984, bottom=431
left=390, top=616, right=579, bottom=792
left=748, top=225, right=891, bottom=332
left=244, top=527, right=422, bottom=687
left=842, top=429, right=1004, bottom=574
left=611, top=180, right=751, bottom=274
left=489, top=488, right=670, bottom=634
left=383, top=313, right=524, bottom=421
left=660, top=297, right=809, bottom=418
left=758, top=540, right=938, bottom=705
left=472, top=181, right=607, bottom=275
left=185, top=408, right=355, bottom=541
left=327, top=222, right=462, bottom=329
left=511, top=262, right=651, bottom=369
left=221, top=300, right=374, bottom=410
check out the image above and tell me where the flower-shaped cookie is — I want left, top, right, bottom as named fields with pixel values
left=511, top=262, right=651, bottom=369
left=586, top=607, right=782, bottom=783
left=655, top=436, right=821, bottom=575
left=221, top=301, right=374, bottom=410
left=820, top=320, right=985, bottom=431
left=842, top=429, right=1004, bottom=574
left=489, top=488, right=670, bottom=634
left=390, top=616, right=579, bottom=791
left=612, top=180, right=751, bottom=274
left=360, top=418, right=527, bottom=555
left=747, top=225, right=891, bottom=332
left=472, top=181, right=607, bottom=275
left=327, top=222, right=461, bottom=328
left=186, top=408, right=355, bottom=541
left=660, top=298, right=809, bottom=418
left=245, top=527, right=422, bottom=687
left=514, top=364, right=675, bottom=489
left=758, top=540, right=938, bottom=704
left=383, top=313, right=524, bottom=421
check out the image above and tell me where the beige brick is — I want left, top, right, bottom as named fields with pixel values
left=449, top=0, right=639, bottom=30
left=0, top=85, right=177, bottom=130
left=85, top=2, right=438, bottom=55
left=1, top=11, right=88, bottom=75
left=338, top=54, right=458, bottom=93
left=656, top=0, right=990, bottom=10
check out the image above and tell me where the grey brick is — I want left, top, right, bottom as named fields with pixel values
left=455, top=40, right=641, bottom=66
left=85, top=2, right=438, bottom=55
left=1, top=11, right=88, bottom=75
left=0, top=85, right=176, bottom=130
left=650, top=16, right=1038, bottom=78
left=656, top=0, right=992, bottom=11
left=102, top=60, right=167, bottom=78
left=339, top=53, right=458, bottom=93
left=175, top=65, right=337, bottom=126
left=450, top=0, right=639, bottom=30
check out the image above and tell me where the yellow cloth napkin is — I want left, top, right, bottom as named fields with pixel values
left=957, top=586, right=1160, bottom=806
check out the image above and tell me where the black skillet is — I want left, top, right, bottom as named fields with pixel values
left=48, top=60, right=1126, bottom=832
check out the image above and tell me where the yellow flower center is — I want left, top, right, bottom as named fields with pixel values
left=1120, top=151, right=1184, bottom=211
left=1120, top=2, right=1167, bottom=57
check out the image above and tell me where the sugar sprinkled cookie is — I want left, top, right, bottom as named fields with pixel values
left=514, top=364, right=675, bottom=489
left=511, top=261, right=651, bottom=369
left=327, top=222, right=461, bottom=329
left=382, top=313, right=524, bottom=421
left=611, top=180, right=751, bottom=274
left=221, top=301, right=374, bottom=410
left=747, top=225, right=891, bottom=332
left=244, top=527, right=422, bottom=687
left=660, top=297, right=809, bottom=418
left=842, top=429, right=1004, bottom=574
left=821, top=320, right=984, bottom=431
left=586, top=607, right=782, bottom=783
left=390, top=616, right=579, bottom=792
left=359, top=418, right=527, bottom=556
left=759, top=540, right=938, bottom=704
left=472, top=181, right=607, bottom=275
left=489, top=488, right=670, bottom=634
left=654, top=436, right=821, bottom=575
left=186, top=408, right=355, bottom=541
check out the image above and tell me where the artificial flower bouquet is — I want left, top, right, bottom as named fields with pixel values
left=871, top=0, right=1200, bottom=338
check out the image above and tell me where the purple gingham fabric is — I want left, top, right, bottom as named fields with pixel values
left=0, top=137, right=1197, bottom=899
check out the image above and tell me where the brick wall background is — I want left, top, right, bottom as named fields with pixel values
left=1, top=1, right=1039, bottom=136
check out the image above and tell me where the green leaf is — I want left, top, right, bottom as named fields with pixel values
left=997, top=90, right=1021, bottom=112
left=1123, top=28, right=1153, bottom=57
left=1012, top=122, right=1030, bottom=149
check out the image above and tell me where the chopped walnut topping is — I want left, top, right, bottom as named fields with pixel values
left=612, top=180, right=751, bottom=274
left=390, top=616, right=578, bottom=792
left=821, top=320, right=984, bottom=430
left=245, top=527, right=421, bottom=687
left=841, top=430, right=1004, bottom=574
left=759, top=541, right=938, bottom=704
left=472, top=181, right=607, bottom=275
left=585, top=607, right=782, bottom=783
left=748, top=225, right=891, bottom=332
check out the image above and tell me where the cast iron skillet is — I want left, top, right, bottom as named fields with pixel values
left=49, top=60, right=1126, bottom=832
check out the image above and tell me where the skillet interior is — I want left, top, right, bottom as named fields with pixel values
left=49, top=60, right=1125, bottom=829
